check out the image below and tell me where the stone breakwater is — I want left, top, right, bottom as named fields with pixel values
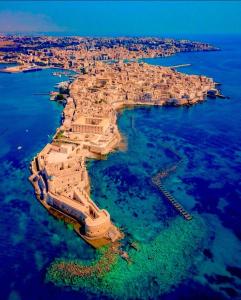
left=29, top=61, right=216, bottom=248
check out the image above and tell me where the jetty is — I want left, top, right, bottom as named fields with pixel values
left=152, top=175, right=192, bottom=221
left=151, top=150, right=192, bottom=221
left=170, top=63, right=191, bottom=69
left=207, top=89, right=227, bottom=99
left=0, top=64, right=44, bottom=73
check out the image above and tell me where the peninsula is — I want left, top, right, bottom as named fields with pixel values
left=0, top=34, right=218, bottom=247
left=29, top=58, right=215, bottom=248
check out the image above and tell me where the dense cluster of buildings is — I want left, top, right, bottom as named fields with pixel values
left=0, top=35, right=218, bottom=71
left=3, top=34, right=216, bottom=246
left=30, top=59, right=215, bottom=246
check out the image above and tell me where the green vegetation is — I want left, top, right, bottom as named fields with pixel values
left=56, top=94, right=65, bottom=101
left=55, top=130, right=65, bottom=140
left=46, top=215, right=207, bottom=299
left=67, top=224, right=74, bottom=231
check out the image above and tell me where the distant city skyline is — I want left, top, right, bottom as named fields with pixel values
left=0, top=1, right=241, bottom=36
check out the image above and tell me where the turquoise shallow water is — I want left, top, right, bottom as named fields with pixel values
left=1, top=35, right=241, bottom=299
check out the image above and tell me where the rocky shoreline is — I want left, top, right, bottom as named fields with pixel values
left=29, top=59, right=218, bottom=248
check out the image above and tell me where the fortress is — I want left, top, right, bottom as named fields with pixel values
left=29, top=60, right=215, bottom=248
left=30, top=142, right=121, bottom=247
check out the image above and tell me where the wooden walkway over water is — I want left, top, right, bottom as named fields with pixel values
left=151, top=150, right=192, bottom=221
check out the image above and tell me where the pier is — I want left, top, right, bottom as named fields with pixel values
left=151, top=150, right=192, bottom=221
left=169, top=63, right=191, bottom=69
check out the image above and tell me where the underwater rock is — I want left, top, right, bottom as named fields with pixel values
left=226, top=266, right=241, bottom=280
left=205, top=274, right=234, bottom=285
left=129, top=241, right=139, bottom=251
left=220, top=287, right=239, bottom=298
left=203, top=248, right=213, bottom=260
left=46, top=215, right=208, bottom=299
left=120, top=251, right=130, bottom=262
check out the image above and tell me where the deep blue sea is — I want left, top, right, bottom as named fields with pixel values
left=0, top=35, right=241, bottom=300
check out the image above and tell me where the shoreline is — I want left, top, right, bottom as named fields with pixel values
left=0, top=63, right=75, bottom=74
left=29, top=59, right=217, bottom=248
left=1, top=33, right=240, bottom=300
